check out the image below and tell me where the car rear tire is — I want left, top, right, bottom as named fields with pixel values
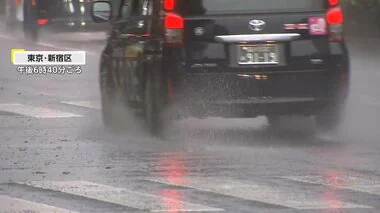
left=24, top=28, right=39, bottom=42
left=315, top=103, right=345, bottom=134
left=266, top=115, right=315, bottom=135
left=101, top=93, right=115, bottom=128
left=22, top=0, right=39, bottom=42
left=144, top=72, right=166, bottom=136
left=100, top=61, right=119, bottom=129
left=5, top=0, right=18, bottom=31
left=266, top=116, right=283, bottom=130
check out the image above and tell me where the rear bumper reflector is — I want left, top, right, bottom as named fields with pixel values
left=215, top=33, right=301, bottom=43
left=37, top=19, right=48, bottom=25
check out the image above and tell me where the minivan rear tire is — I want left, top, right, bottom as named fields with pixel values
left=266, top=116, right=283, bottom=129
left=315, top=104, right=345, bottom=134
left=100, top=62, right=118, bottom=129
left=144, top=72, right=166, bottom=136
left=24, top=28, right=39, bottom=42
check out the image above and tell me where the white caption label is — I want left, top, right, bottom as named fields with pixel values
left=13, top=51, right=86, bottom=65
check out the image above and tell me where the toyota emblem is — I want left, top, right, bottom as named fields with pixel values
left=249, top=19, right=266, bottom=32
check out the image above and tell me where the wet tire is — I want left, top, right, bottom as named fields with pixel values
left=266, top=116, right=283, bottom=130
left=23, top=0, right=39, bottom=42
left=315, top=103, right=345, bottom=134
left=24, top=28, right=39, bottom=42
left=144, top=72, right=165, bottom=136
left=100, top=61, right=119, bottom=129
left=101, top=94, right=114, bottom=128
left=266, top=115, right=315, bottom=135
left=5, top=0, right=18, bottom=31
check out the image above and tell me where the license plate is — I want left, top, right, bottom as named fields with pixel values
left=237, top=44, right=279, bottom=65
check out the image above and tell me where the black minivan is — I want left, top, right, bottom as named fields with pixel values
left=91, top=0, right=350, bottom=135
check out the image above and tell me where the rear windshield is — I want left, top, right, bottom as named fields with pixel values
left=177, top=0, right=325, bottom=15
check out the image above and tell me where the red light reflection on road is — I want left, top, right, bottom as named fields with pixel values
left=324, top=170, right=345, bottom=188
left=322, top=170, right=346, bottom=211
left=322, top=191, right=342, bottom=211
left=160, top=189, right=182, bottom=213
left=158, top=153, right=188, bottom=212
left=159, top=153, right=188, bottom=185
left=311, top=145, right=356, bottom=212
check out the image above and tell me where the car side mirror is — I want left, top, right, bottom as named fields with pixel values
left=91, top=1, right=113, bottom=23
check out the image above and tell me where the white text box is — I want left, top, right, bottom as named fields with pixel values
left=13, top=51, right=86, bottom=65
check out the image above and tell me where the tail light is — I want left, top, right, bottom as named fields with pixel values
left=328, top=0, right=339, bottom=6
left=327, top=7, right=343, bottom=24
left=326, top=7, right=344, bottom=41
left=164, top=0, right=175, bottom=11
left=164, top=12, right=184, bottom=47
left=37, top=19, right=48, bottom=25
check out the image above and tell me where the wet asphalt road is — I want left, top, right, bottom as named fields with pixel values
left=1, top=24, right=380, bottom=213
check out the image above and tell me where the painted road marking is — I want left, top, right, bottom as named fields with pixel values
left=0, top=195, right=78, bottom=213
left=18, top=181, right=224, bottom=212
left=0, top=34, right=18, bottom=41
left=0, top=103, right=82, bottom=118
left=60, top=101, right=101, bottom=110
left=282, top=175, right=380, bottom=196
left=146, top=177, right=372, bottom=210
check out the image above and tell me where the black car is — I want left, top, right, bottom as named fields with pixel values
left=5, top=0, right=115, bottom=41
left=91, top=0, right=350, bottom=136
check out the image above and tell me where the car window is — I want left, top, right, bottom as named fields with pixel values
left=177, top=0, right=325, bottom=15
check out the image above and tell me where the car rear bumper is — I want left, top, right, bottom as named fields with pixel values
left=167, top=68, right=349, bottom=118
left=173, top=98, right=327, bottom=118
